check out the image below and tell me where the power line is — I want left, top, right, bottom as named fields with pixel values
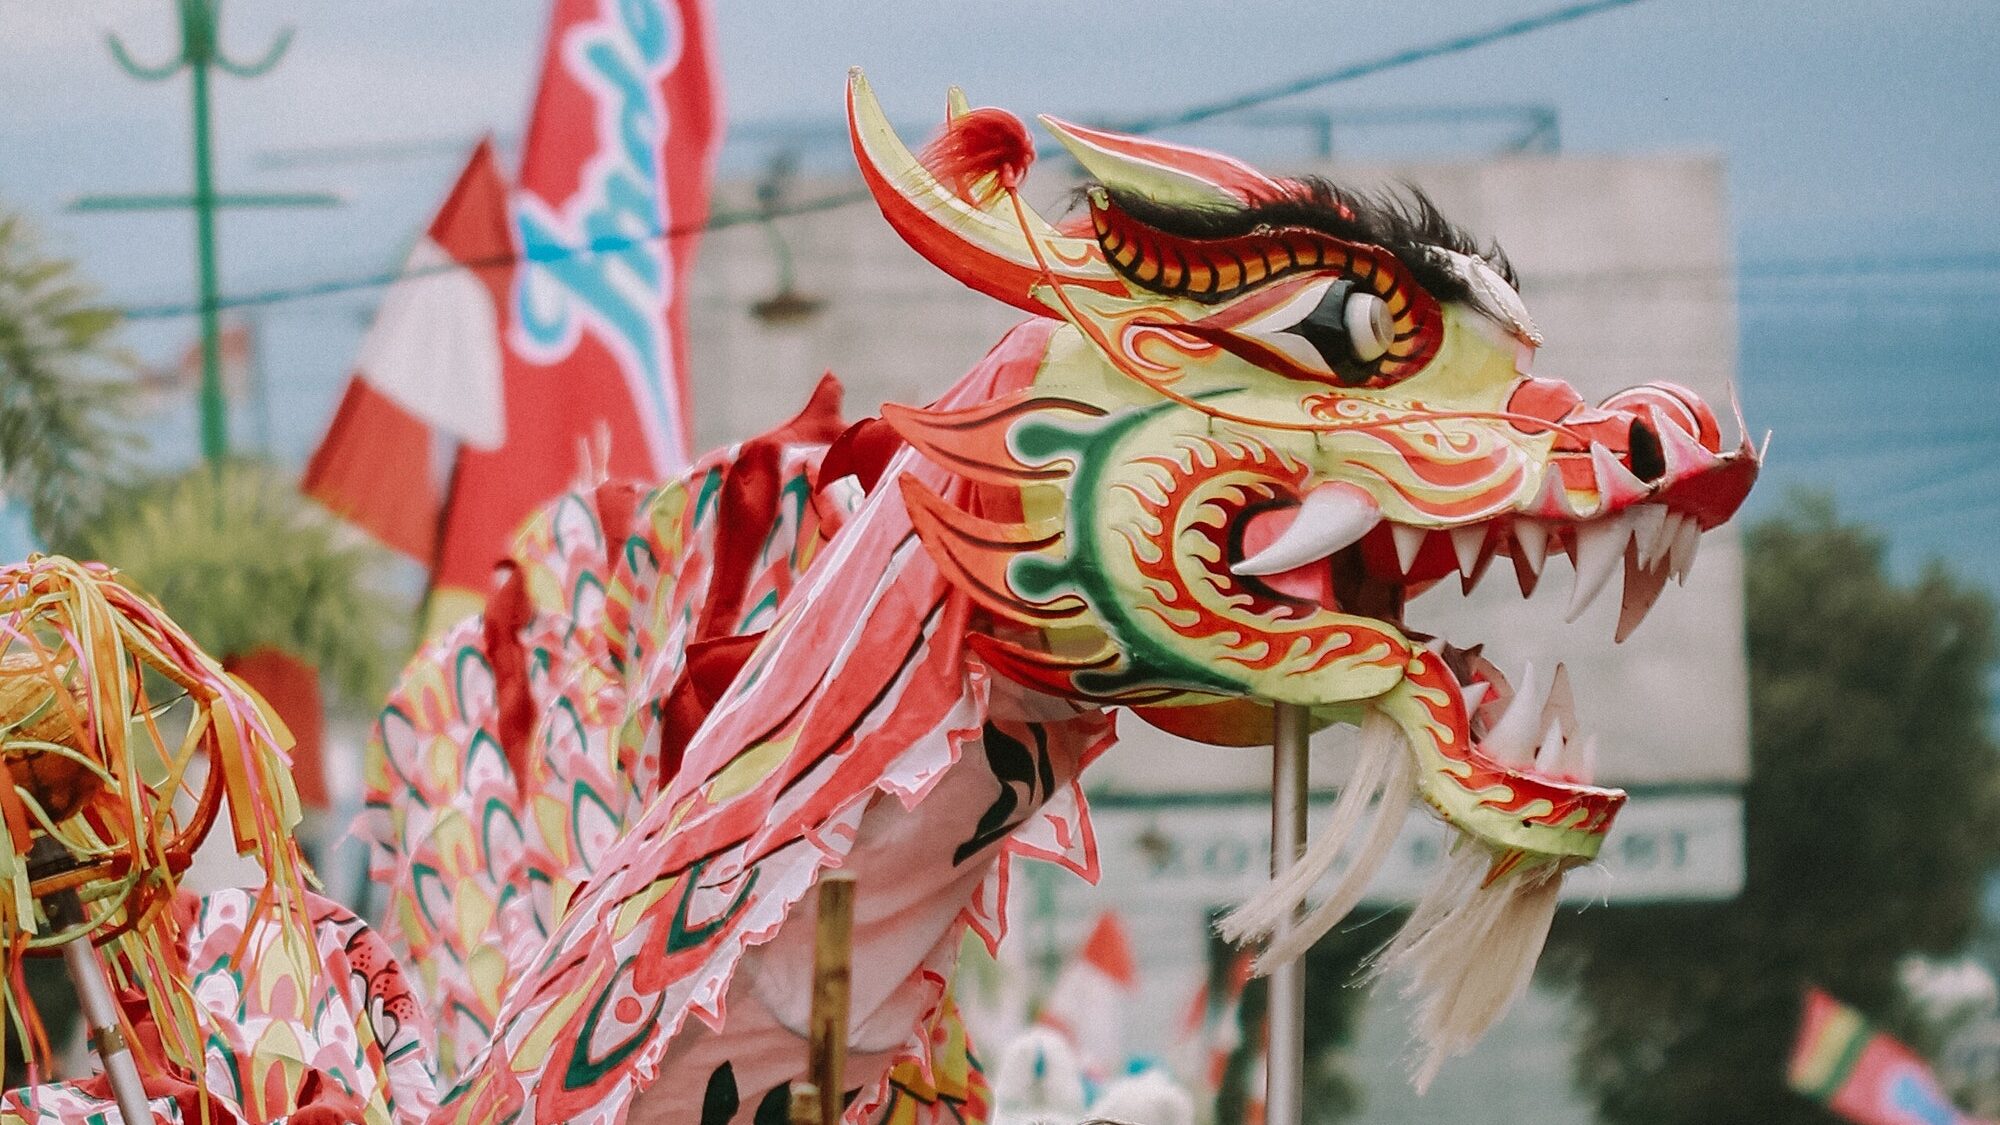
left=108, top=0, right=1658, bottom=322
left=1741, top=252, right=2000, bottom=278
left=115, top=191, right=868, bottom=320
left=1114, top=0, right=1652, bottom=134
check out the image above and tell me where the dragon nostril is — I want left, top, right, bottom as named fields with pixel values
left=1628, top=418, right=1666, bottom=483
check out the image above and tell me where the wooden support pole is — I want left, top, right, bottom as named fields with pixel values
left=808, top=872, right=856, bottom=1125
left=787, top=1081, right=822, bottom=1125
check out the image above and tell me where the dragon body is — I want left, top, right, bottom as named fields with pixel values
left=358, top=74, right=1757, bottom=1124
left=0, top=74, right=1756, bottom=1125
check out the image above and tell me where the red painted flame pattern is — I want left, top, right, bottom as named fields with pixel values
left=1404, top=649, right=1624, bottom=839
left=1113, top=435, right=1405, bottom=677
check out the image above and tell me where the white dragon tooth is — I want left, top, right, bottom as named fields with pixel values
left=1541, top=662, right=1576, bottom=738
left=1460, top=680, right=1491, bottom=716
left=1511, top=519, right=1548, bottom=576
left=1557, top=732, right=1601, bottom=783
left=1669, top=513, right=1703, bottom=586
left=1630, top=503, right=1672, bottom=569
left=1566, top=513, right=1632, bottom=623
left=1533, top=718, right=1567, bottom=774
left=1654, top=510, right=1687, bottom=570
left=1391, top=522, right=1429, bottom=574
left=1423, top=637, right=1449, bottom=656
left=1649, top=405, right=1719, bottom=477
left=1450, top=524, right=1486, bottom=578
left=1589, top=441, right=1649, bottom=514
left=1616, top=545, right=1673, bottom=643
left=1231, top=482, right=1382, bottom=576
left=1528, top=466, right=1573, bottom=519
left=1728, top=377, right=1751, bottom=452
left=1481, top=662, right=1541, bottom=767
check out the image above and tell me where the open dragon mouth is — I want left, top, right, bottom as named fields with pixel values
left=1227, top=491, right=1709, bottom=787
left=1217, top=386, right=1761, bottom=801
left=1203, top=416, right=1756, bottom=1085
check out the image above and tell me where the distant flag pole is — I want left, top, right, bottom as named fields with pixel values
left=80, top=1, right=338, bottom=466
left=1788, top=987, right=1998, bottom=1125
left=304, top=0, right=722, bottom=627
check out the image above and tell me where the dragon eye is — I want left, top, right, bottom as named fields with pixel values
left=1279, top=281, right=1394, bottom=369
left=1170, top=268, right=1439, bottom=391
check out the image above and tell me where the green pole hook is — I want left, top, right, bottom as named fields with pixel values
left=100, top=0, right=298, bottom=465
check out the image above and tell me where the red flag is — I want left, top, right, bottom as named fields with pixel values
left=141, top=318, right=253, bottom=403
left=1788, top=987, right=1995, bottom=1125
left=434, top=0, right=721, bottom=601
left=223, top=647, right=328, bottom=808
left=1039, top=912, right=1138, bottom=1082
left=303, top=140, right=513, bottom=561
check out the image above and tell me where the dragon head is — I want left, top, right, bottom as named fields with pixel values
left=851, top=73, right=1758, bottom=1069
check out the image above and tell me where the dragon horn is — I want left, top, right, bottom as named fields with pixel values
left=847, top=70, right=1125, bottom=315
left=1037, top=114, right=1288, bottom=208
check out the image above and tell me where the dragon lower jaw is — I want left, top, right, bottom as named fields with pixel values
left=1216, top=700, right=1577, bottom=1089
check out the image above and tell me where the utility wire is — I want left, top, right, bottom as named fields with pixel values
left=116, top=192, right=864, bottom=320
left=109, top=0, right=1659, bottom=322
left=1113, top=0, right=1651, bottom=134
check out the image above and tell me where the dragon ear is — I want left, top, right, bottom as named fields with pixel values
left=1037, top=115, right=1288, bottom=209
left=847, top=70, right=1125, bottom=315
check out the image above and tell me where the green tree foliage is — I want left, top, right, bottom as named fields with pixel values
left=60, top=459, right=400, bottom=705
left=0, top=211, right=134, bottom=545
left=1553, top=493, right=2000, bottom=1124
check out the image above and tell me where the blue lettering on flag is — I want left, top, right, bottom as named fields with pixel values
left=512, top=1, right=686, bottom=445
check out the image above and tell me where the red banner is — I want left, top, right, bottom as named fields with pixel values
left=434, top=0, right=721, bottom=599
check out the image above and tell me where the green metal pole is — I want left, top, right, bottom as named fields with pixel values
left=92, top=2, right=310, bottom=465
left=190, top=51, right=227, bottom=464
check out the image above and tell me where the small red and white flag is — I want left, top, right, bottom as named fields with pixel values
left=1177, top=945, right=1256, bottom=1096
left=1039, top=911, right=1138, bottom=1083
left=305, top=0, right=722, bottom=619
left=303, top=139, right=512, bottom=563
left=140, top=318, right=254, bottom=404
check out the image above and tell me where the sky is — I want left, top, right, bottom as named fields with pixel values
left=0, top=0, right=1996, bottom=593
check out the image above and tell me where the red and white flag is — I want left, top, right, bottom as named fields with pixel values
left=1177, top=946, right=1256, bottom=1096
left=303, top=139, right=512, bottom=562
left=305, top=0, right=722, bottom=615
left=141, top=318, right=254, bottom=403
left=1040, top=911, right=1138, bottom=1083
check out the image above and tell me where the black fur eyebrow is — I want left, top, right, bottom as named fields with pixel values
left=1093, top=177, right=1519, bottom=317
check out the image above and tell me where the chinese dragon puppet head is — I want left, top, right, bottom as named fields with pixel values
left=852, top=71, right=1758, bottom=1075
left=342, top=74, right=1762, bottom=1125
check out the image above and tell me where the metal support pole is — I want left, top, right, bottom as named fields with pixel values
left=31, top=840, right=149, bottom=1124
left=61, top=929, right=151, bottom=1124
left=92, top=1, right=315, bottom=467
left=1266, top=703, right=1310, bottom=1125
